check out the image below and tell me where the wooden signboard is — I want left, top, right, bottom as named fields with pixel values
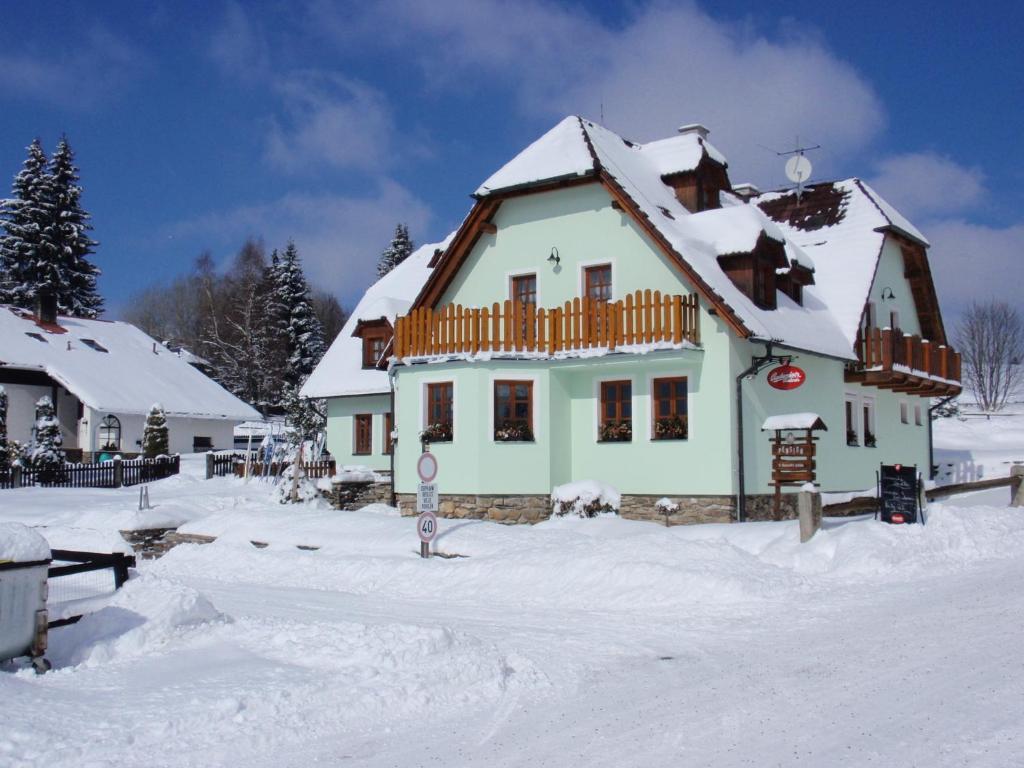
left=770, top=430, right=818, bottom=515
left=878, top=464, right=921, bottom=524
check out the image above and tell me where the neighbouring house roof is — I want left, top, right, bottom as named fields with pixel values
left=0, top=305, right=262, bottom=420
left=300, top=234, right=455, bottom=399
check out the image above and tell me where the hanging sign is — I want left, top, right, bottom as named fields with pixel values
left=767, top=365, right=806, bottom=391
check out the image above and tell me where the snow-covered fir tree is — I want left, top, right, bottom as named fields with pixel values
left=0, top=139, right=58, bottom=309
left=282, top=378, right=326, bottom=446
left=274, top=241, right=326, bottom=388
left=376, top=223, right=414, bottom=278
left=48, top=137, right=102, bottom=318
left=0, top=385, right=10, bottom=470
left=142, top=403, right=169, bottom=458
left=29, top=396, right=65, bottom=472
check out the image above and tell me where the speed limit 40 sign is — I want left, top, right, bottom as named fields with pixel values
left=417, top=511, right=438, bottom=543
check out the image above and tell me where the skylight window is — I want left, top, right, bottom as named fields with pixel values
left=25, top=332, right=47, bottom=343
left=81, top=338, right=109, bottom=353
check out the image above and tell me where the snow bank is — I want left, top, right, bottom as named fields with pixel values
left=0, top=522, right=50, bottom=562
left=551, top=480, right=621, bottom=517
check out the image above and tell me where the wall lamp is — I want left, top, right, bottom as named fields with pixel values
left=881, top=287, right=896, bottom=301
left=547, top=247, right=560, bottom=267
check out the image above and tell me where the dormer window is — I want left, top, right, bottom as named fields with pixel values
left=353, top=318, right=393, bottom=369
left=752, top=261, right=775, bottom=309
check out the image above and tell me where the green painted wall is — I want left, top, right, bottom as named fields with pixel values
left=326, top=393, right=393, bottom=471
left=866, top=237, right=923, bottom=335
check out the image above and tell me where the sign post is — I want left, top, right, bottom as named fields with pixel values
left=416, top=451, right=439, bottom=557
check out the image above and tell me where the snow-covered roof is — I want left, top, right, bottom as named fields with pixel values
left=761, top=413, right=827, bottom=431
left=475, top=117, right=595, bottom=197
left=755, top=179, right=925, bottom=349
left=301, top=235, right=455, bottom=399
left=0, top=306, right=261, bottom=420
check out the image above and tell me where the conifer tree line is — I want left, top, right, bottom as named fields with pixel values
left=124, top=238, right=341, bottom=418
left=0, top=137, right=103, bottom=318
left=376, top=223, right=414, bottom=278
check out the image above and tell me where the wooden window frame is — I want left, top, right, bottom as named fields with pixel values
left=383, top=412, right=394, bottom=454
left=510, top=273, right=538, bottom=306
left=362, top=329, right=390, bottom=369
left=651, top=376, right=688, bottom=441
left=583, top=264, right=613, bottom=303
left=354, top=414, right=373, bottom=455
left=598, top=380, right=632, bottom=442
left=493, top=380, right=534, bottom=442
left=424, top=382, right=454, bottom=442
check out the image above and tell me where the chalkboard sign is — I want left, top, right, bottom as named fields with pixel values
left=878, top=464, right=921, bottom=524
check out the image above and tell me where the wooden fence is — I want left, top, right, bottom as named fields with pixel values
left=823, top=470, right=1023, bottom=516
left=857, top=327, right=961, bottom=382
left=48, top=549, right=136, bottom=629
left=206, top=451, right=336, bottom=480
left=394, top=290, right=700, bottom=358
left=0, top=456, right=180, bottom=490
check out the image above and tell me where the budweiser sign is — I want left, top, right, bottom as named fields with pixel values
left=767, top=364, right=806, bottom=390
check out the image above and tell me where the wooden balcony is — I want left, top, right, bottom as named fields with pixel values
left=845, top=327, right=961, bottom=396
left=394, top=290, right=700, bottom=359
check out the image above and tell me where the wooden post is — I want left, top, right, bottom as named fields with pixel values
left=798, top=487, right=822, bottom=543
left=1012, top=466, right=1024, bottom=507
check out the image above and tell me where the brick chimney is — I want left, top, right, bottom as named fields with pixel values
left=36, top=288, right=58, bottom=325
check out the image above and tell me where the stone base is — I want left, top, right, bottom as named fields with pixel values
left=331, top=480, right=393, bottom=510
left=395, top=492, right=799, bottom=526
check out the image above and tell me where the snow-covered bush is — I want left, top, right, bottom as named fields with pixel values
left=276, top=464, right=320, bottom=504
left=143, top=404, right=169, bottom=458
left=551, top=480, right=621, bottom=518
left=29, top=396, right=65, bottom=480
left=655, top=497, right=679, bottom=515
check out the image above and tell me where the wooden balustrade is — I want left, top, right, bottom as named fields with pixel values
left=850, top=326, right=961, bottom=395
left=394, top=290, right=700, bottom=359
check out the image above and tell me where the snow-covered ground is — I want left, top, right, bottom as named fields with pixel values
left=2, top=441, right=1024, bottom=766
left=933, top=404, right=1024, bottom=482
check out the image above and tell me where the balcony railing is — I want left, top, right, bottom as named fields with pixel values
left=849, top=327, right=961, bottom=395
left=394, top=290, right=700, bottom=359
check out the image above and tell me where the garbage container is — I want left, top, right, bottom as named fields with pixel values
left=0, top=522, right=52, bottom=673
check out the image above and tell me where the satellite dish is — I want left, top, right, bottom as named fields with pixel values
left=785, top=154, right=813, bottom=184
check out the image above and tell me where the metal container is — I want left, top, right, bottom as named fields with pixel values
left=0, top=524, right=52, bottom=673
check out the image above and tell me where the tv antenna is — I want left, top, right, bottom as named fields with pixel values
left=778, top=137, right=820, bottom=198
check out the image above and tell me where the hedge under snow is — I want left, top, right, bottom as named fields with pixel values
left=551, top=480, right=621, bottom=518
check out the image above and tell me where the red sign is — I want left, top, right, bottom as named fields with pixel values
left=891, top=513, right=906, bottom=524
left=767, top=365, right=806, bottom=390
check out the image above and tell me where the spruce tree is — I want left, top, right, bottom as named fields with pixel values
left=30, top=396, right=65, bottom=481
left=0, top=386, right=9, bottom=471
left=48, top=137, right=102, bottom=318
left=375, top=223, right=414, bottom=278
left=0, top=139, right=59, bottom=309
left=142, top=403, right=170, bottom=458
left=275, top=241, right=325, bottom=387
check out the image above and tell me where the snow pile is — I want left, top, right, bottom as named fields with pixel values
left=48, top=576, right=225, bottom=668
left=333, top=465, right=377, bottom=482
left=275, top=464, right=321, bottom=504
left=654, top=497, right=679, bottom=514
left=0, top=521, right=50, bottom=562
left=762, top=412, right=824, bottom=431
left=551, top=480, right=621, bottom=518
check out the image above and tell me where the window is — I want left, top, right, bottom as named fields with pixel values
left=900, top=401, right=909, bottom=424
left=98, top=414, right=121, bottom=451
left=914, top=404, right=923, bottom=426
left=889, top=309, right=901, bottom=331
left=752, top=260, right=776, bottom=309
left=510, top=273, right=537, bottom=306
left=354, top=414, right=372, bottom=455
left=584, top=264, right=612, bottom=302
left=494, top=380, right=533, bottom=441
left=423, top=383, right=453, bottom=442
left=862, top=397, right=876, bottom=447
left=362, top=331, right=388, bottom=369
left=599, top=380, right=632, bottom=442
left=845, top=395, right=858, bottom=446
left=652, top=377, right=687, bottom=440
left=81, top=338, right=109, bottom=353
left=383, top=412, right=394, bottom=454
left=25, top=332, right=47, bottom=343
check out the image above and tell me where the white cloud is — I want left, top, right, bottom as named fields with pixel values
left=869, top=153, right=986, bottom=219
left=206, top=0, right=270, bottom=81
left=312, top=0, right=885, bottom=185
left=170, top=180, right=433, bottom=304
left=264, top=71, right=399, bottom=174
left=924, top=220, right=1024, bottom=319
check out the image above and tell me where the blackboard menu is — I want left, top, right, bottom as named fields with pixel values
left=879, top=464, right=920, bottom=524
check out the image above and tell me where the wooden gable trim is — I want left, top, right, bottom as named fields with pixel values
left=351, top=317, right=392, bottom=338
left=891, top=232, right=947, bottom=344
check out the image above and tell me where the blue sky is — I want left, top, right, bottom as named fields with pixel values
left=1, top=0, right=1021, bottom=321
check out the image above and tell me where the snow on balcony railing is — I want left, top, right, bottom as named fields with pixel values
left=856, top=327, right=962, bottom=383
left=394, top=290, right=700, bottom=359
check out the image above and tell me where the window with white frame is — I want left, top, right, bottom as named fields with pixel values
left=914, top=403, right=923, bottom=426
left=845, top=394, right=859, bottom=446
left=900, top=401, right=909, bottom=424
left=861, top=397, right=876, bottom=447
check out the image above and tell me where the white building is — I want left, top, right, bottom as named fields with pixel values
left=0, top=304, right=261, bottom=458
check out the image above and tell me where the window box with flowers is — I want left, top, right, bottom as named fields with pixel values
left=846, top=429, right=859, bottom=447
left=494, top=422, right=534, bottom=442
left=653, top=415, right=688, bottom=440
left=598, top=420, right=632, bottom=442
left=864, top=431, right=877, bottom=448
left=420, top=422, right=453, bottom=444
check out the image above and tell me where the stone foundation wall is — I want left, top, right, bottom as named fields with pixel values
left=395, top=492, right=794, bottom=526
left=331, top=480, right=393, bottom=510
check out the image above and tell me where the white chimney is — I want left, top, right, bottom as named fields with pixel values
left=677, top=123, right=710, bottom=140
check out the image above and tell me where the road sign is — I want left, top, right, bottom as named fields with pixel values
left=417, top=452, right=438, bottom=483
left=417, top=511, right=438, bottom=543
left=417, top=482, right=438, bottom=512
